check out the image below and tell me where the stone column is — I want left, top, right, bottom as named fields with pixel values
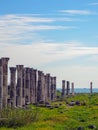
left=25, top=68, right=30, bottom=105
left=30, top=68, right=34, bottom=104
left=71, top=82, right=74, bottom=96
left=90, top=82, right=93, bottom=94
left=51, top=77, right=54, bottom=101
left=62, top=80, right=66, bottom=97
left=0, top=59, right=3, bottom=109
left=53, top=77, right=56, bottom=100
left=41, top=72, right=45, bottom=102
left=16, top=65, right=24, bottom=107
left=22, top=68, right=26, bottom=106
left=33, top=69, right=37, bottom=103
left=10, top=67, right=16, bottom=107
left=44, top=75, right=48, bottom=102
left=66, top=81, right=70, bottom=95
left=28, top=69, right=37, bottom=104
left=46, top=74, right=51, bottom=101
left=37, top=71, right=43, bottom=102
left=37, top=71, right=46, bottom=103
left=1, top=57, right=9, bottom=107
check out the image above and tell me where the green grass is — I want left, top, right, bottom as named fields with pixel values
left=0, top=93, right=98, bottom=130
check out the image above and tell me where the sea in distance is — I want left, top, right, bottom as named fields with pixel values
left=58, top=88, right=98, bottom=93
left=74, top=88, right=98, bottom=93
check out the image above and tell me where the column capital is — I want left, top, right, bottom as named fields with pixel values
left=1, top=57, right=10, bottom=61
left=0, top=59, right=2, bottom=66
left=16, top=65, right=24, bottom=70
left=10, top=67, right=16, bottom=72
left=0, top=57, right=9, bottom=65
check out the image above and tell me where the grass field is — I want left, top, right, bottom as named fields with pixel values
left=0, top=93, right=98, bottom=130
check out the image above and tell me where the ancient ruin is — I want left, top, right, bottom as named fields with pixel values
left=61, top=80, right=66, bottom=97
left=90, top=82, right=93, bottom=94
left=71, top=82, right=74, bottom=96
left=0, top=57, right=57, bottom=108
left=61, top=80, right=75, bottom=97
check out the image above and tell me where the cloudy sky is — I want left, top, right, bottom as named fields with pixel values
left=0, top=0, right=98, bottom=88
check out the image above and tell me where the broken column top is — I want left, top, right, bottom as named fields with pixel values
left=46, top=73, right=50, bottom=77
left=0, top=59, right=2, bottom=66
left=90, top=82, right=93, bottom=85
left=38, top=70, right=43, bottom=73
left=10, top=67, right=16, bottom=72
left=62, top=80, right=65, bottom=82
left=62, top=80, right=65, bottom=83
left=25, top=67, right=30, bottom=73
left=16, top=65, right=24, bottom=70
left=0, top=57, right=9, bottom=65
left=33, top=69, right=37, bottom=72
left=53, top=77, right=56, bottom=80
left=1, top=57, right=9, bottom=60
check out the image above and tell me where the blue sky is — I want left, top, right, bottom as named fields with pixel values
left=0, top=0, right=98, bottom=88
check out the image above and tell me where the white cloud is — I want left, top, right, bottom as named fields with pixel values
left=0, top=14, right=77, bottom=44
left=59, top=10, right=95, bottom=15
left=1, top=41, right=98, bottom=66
left=89, top=2, right=98, bottom=6
left=1, top=13, right=98, bottom=88
left=1, top=41, right=98, bottom=88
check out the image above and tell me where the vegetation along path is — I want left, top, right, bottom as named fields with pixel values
left=0, top=93, right=98, bottom=130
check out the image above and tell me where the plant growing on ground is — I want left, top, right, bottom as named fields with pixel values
left=0, top=105, right=40, bottom=128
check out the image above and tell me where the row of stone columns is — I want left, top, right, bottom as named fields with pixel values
left=61, top=81, right=94, bottom=96
left=10, top=66, right=56, bottom=107
left=0, top=57, right=57, bottom=109
left=61, top=80, right=74, bottom=97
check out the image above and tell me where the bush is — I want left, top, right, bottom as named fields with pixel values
left=0, top=106, right=40, bottom=128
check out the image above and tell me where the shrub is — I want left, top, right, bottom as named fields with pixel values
left=0, top=106, right=40, bottom=128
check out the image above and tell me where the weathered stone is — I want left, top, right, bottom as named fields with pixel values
left=66, top=81, right=70, bottom=95
left=41, top=72, right=45, bottom=102
left=45, top=101, right=50, bottom=105
left=71, top=82, right=74, bottom=96
left=0, top=57, right=9, bottom=108
left=69, top=101, right=76, bottom=106
left=90, top=82, right=93, bottom=94
left=25, top=68, right=30, bottom=105
left=46, top=74, right=52, bottom=101
left=75, top=101, right=81, bottom=106
left=88, top=125, right=96, bottom=129
left=33, top=69, right=37, bottom=103
left=37, top=71, right=45, bottom=102
left=46, top=104, right=52, bottom=108
left=51, top=77, right=54, bottom=101
left=44, top=75, right=48, bottom=102
left=0, top=57, right=57, bottom=108
left=0, top=60, right=3, bottom=109
left=10, top=67, right=16, bottom=107
left=77, top=126, right=84, bottom=130
left=53, top=77, right=56, bottom=100
left=30, top=68, right=36, bottom=103
left=16, top=65, right=24, bottom=107
left=22, top=68, right=26, bottom=106
left=62, top=80, right=66, bottom=97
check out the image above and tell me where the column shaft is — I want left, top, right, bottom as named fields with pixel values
left=62, top=80, right=66, bottom=97
left=90, top=82, right=93, bottom=94
left=71, top=82, right=74, bottom=96
left=0, top=59, right=3, bottom=109
left=25, top=68, right=30, bottom=105
left=46, top=74, right=51, bottom=101
left=10, top=67, right=16, bottom=107
left=16, top=65, right=24, bottom=107
left=66, top=81, right=70, bottom=95
left=1, top=58, right=9, bottom=107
